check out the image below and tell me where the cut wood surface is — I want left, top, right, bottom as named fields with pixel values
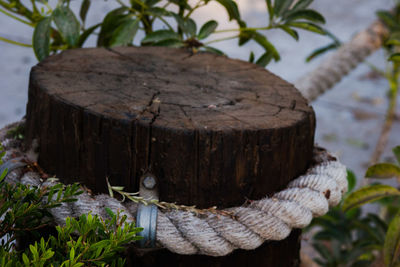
left=26, top=46, right=315, bottom=266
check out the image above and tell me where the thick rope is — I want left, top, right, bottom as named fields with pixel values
left=295, top=19, right=389, bottom=101
left=1, top=121, right=347, bottom=256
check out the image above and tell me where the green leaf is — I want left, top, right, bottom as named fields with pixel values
left=274, top=0, right=295, bottom=16
left=147, top=7, right=171, bottom=17
left=387, top=39, right=400, bottom=46
left=0, top=168, right=7, bottom=182
left=185, top=18, right=197, bottom=37
left=215, top=0, right=241, bottom=22
left=366, top=213, right=388, bottom=236
left=168, top=0, right=192, bottom=10
left=97, top=7, right=129, bottom=47
left=277, top=25, right=299, bottom=40
left=347, top=170, right=357, bottom=193
left=202, top=46, right=224, bottom=55
left=377, top=10, right=396, bottom=29
left=80, top=0, right=91, bottom=23
left=386, top=32, right=400, bottom=46
left=365, top=163, right=400, bottom=179
left=256, top=52, right=273, bottom=67
left=384, top=211, right=400, bottom=266
left=173, top=14, right=197, bottom=37
left=70, top=247, right=75, bottom=262
left=29, top=244, right=38, bottom=258
left=238, top=28, right=255, bottom=46
left=393, top=146, right=400, bottom=164
left=253, top=32, right=280, bottom=61
left=142, top=30, right=180, bottom=44
left=286, top=22, right=325, bottom=34
left=105, top=207, right=115, bottom=218
left=22, top=253, right=30, bottom=265
left=145, top=0, right=162, bottom=6
left=313, top=242, right=334, bottom=262
left=110, top=18, right=140, bottom=47
left=77, top=23, right=101, bottom=47
left=342, top=185, right=400, bottom=211
left=198, top=20, right=218, bottom=40
left=248, top=51, right=255, bottom=63
left=42, top=249, right=54, bottom=260
left=389, top=53, right=400, bottom=62
left=292, top=0, right=313, bottom=11
left=284, top=9, right=326, bottom=24
left=33, top=16, right=51, bottom=61
left=306, top=43, right=339, bottom=62
left=53, top=5, right=81, bottom=47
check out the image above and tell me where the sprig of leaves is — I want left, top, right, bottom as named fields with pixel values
left=0, top=178, right=83, bottom=251
left=106, top=178, right=234, bottom=217
left=1, top=211, right=142, bottom=266
left=0, top=140, right=143, bottom=266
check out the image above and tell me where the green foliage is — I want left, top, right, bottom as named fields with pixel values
left=309, top=147, right=400, bottom=266
left=1, top=212, right=142, bottom=266
left=6, top=124, right=24, bottom=140
left=0, top=0, right=329, bottom=67
left=308, top=172, right=397, bottom=266
left=52, top=5, right=80, bottom=47
left=379, top=4, right=400, bottom=65
left=394, top=146, right=400, bottom=163
left=305, top=30, right=341, bottom=62
left=33, top=16, right=51, bottom=61
left=307, top=5, right=400, bottom=254
left=310, top=207, right=388, bottom=266
left=0, top=177, right=83, bottom=252
left=0, top=145, right=142, bottom=266
left=343, top=185, right=400, bottom=212
left=366, top=163, right=400, bottom=179
left=384, top=211, right=400, bottom=267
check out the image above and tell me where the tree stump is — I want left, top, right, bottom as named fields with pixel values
left=25, top=47, right=315, bottom=266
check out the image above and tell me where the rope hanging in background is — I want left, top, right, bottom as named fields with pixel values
left=1, top=121, right=347, bottom=257
left=296, top=20, right=389, bottom=101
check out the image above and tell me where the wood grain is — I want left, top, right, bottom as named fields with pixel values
left=25, top=46, right=315, bottom=266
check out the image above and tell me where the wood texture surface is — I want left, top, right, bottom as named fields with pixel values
left=25, top=46, right=315, bottom=266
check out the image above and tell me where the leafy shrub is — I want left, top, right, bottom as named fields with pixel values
left=0, top=0, right=329, bottom=66
left=0, top=211, right=142, bottom=267
left=0, top=146, right=142, bottom=266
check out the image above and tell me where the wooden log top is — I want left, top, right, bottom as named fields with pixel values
left=27, top=46, right=315, bottom=211
left=31, top=46, right=312, bottom=132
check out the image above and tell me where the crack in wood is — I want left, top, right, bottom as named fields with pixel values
left=178, top=105, right=195, bottom=129
left=146, top=91, right=161, bottom=170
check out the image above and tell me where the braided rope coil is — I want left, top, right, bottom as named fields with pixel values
left=0, top=121, right=347, bottom=257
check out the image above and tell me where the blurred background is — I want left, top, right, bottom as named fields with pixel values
left=0, top=0, right=398, bottom=181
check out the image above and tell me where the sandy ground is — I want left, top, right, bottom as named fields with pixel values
left=0, top=0, right=398, bottom=181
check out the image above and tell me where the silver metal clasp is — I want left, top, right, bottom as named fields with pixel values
left=136, top=173, right=158, bottom=248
